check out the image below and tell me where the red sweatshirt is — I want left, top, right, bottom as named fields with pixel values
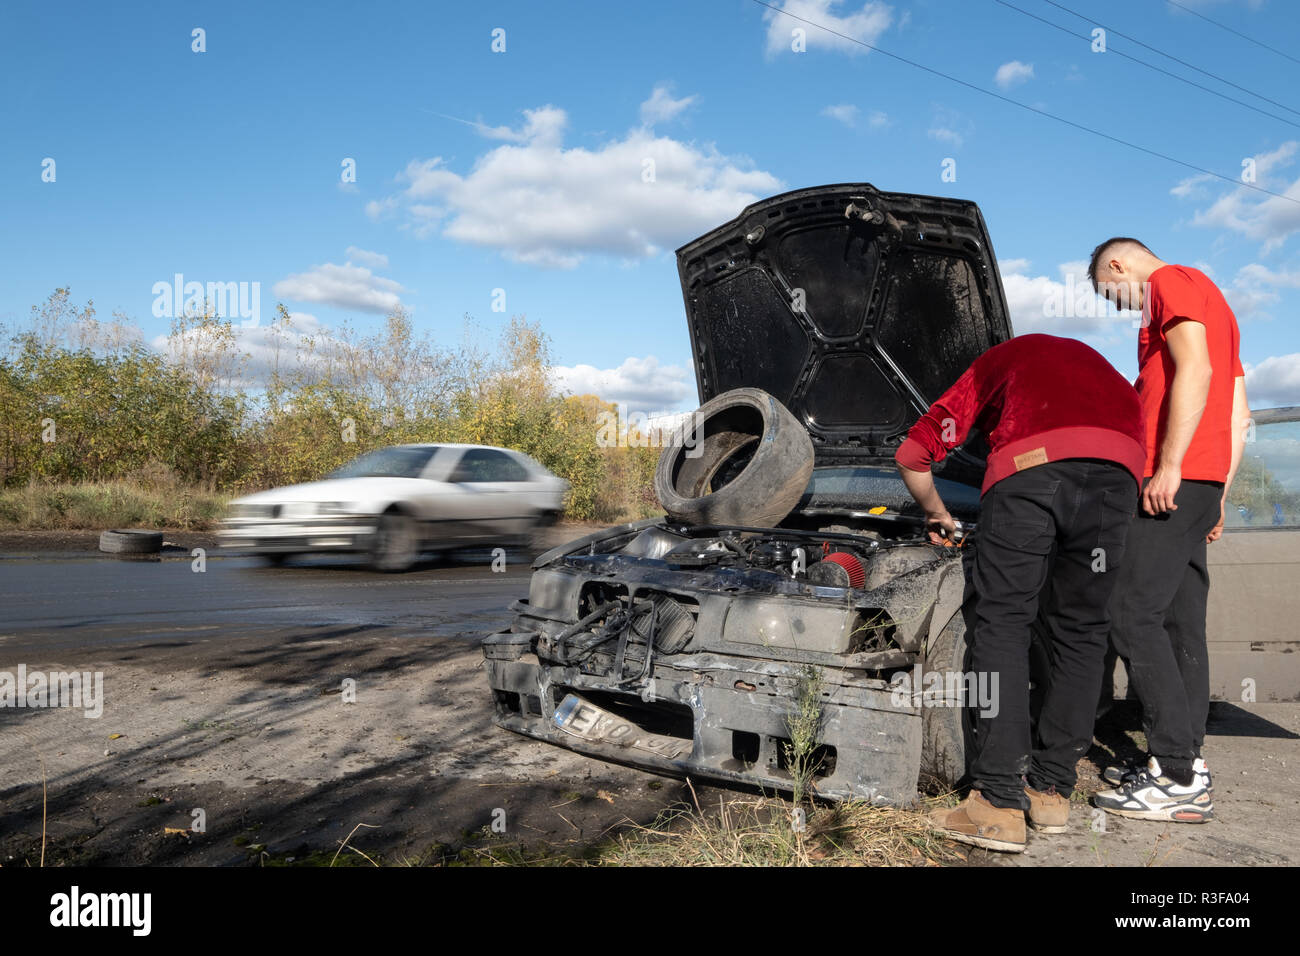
left=895, top=334, right=1146, bottom=495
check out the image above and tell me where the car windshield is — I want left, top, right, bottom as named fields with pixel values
left=328, top=447, right=438, bottom=479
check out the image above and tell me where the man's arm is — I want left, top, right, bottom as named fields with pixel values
left=1207, top=375, right=1250, bottom=543
left=897, top=464, right=957, bottom=544
left=1145, top=319, right=1213, bottom=515
left=894, top=364, right=982, bottom=542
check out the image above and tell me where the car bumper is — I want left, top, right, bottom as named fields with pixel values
left=217, top=517, right=377, bottom=553
left=483, top=631, right=922, bottom=805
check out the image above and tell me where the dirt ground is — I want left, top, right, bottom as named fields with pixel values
left=0, top=630, right=712, bottom=866
left=1, top=527, right=1297, bottom=866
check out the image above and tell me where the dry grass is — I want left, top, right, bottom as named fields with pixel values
left=593, top=792, right=967, bottom=867
left=390, top=789, right=969, bottom=867
left=0, top=479, right=229, bottom=530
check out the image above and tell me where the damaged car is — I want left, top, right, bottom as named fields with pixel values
left=482, top=183, right=1013, bottom=805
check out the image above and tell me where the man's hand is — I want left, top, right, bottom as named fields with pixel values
left=925, top=510, right=958, bottom=545
left=1206, top=495, right=1225, bottom=543
left=1143, top=464, right=1181, bottom=515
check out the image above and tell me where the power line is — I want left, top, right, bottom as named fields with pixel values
left=996, top=0, right=1300, bottom=130
left=1041, top=0, right=1300, bottom=118
left=745, top=0, right=1300, bottom=206
left=1165, top=0, right=1300, bottom=67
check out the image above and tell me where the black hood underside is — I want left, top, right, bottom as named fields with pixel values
left=676, top=184, right=1014, bottom=489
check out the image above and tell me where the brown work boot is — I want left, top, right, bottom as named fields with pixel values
left=928, top=790, right=1026, bottom=853
left=1025, top=784, right=1069, bottom=833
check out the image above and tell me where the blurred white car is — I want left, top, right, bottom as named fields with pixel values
left=218, top=444, right=569, bottom=571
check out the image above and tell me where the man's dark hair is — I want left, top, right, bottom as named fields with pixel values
left=1088, top=237, right=1156, bottom=288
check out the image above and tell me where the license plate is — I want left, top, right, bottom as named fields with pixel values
left=553, top=693, right=692, bottom=759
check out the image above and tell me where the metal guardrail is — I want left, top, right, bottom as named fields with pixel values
left=1252, top=405, right=1300, bottom=425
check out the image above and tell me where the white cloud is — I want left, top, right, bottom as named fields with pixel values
left=1170, top=172, right=1212, bottom=198
left=551, top=355, right=694, bottom=410
left=470, top=105, right=568, bottom=147
left=994, top=60, right=1034, bottom=89
left=372, top=102, right=783, bottom=268
left=927, top=127, right=963, bottom=147
left=822, top=105, right=889, bottom=129
left=822, top=103, right=859, bottom=127
left=762, top=0, right=893, bottom=57
left=1224, top=261, right=1300, bottom=319
left=344, top=246, right=389, bottom=269
left=365, top=197, right=398, bottom=221
left=1238, top=262, right=1300, bottom=290
left=273, top=260, right=406, bottom=314
left=640, top=85, right=697, bottom=126
left=1190, top=141, right=1300, bottom=252
left=1245, top=353, right=1300, bottom=407
left=927, top=105, right=971, bottom=149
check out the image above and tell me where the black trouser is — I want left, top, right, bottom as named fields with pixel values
left=968, top=459, right=1138, bottom=810
left=1106, top=478, right=1222, bottom=779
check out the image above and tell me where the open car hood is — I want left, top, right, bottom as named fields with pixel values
left=676, top=183, right=1014, bottom=488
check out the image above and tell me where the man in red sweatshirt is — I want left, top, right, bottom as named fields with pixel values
left=895, top=333, right=1145, bottom=852
left=1087, top=238, right=1249, bottom=825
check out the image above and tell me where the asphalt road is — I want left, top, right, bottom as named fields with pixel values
left=0, top=548, right=529, bottom=657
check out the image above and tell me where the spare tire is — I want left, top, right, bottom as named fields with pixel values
left=654, top=387, right=814, bottom=527
left=99, top=529, right=164, bottom=554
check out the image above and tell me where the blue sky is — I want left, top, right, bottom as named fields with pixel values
left=4, top=0, right=1300, bottom=411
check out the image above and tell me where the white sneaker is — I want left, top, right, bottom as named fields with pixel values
left=1104, top=755, right=1213, bottom=794
left=1093, top=757, right=1214, bottom=823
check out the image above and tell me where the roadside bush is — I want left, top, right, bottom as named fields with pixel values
left=0, top=290, right=665, bottom=525
left=0, top=334, right=244, bottom=488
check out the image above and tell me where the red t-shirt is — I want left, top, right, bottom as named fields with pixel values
left=1137, top=265, right=1244, bottom=482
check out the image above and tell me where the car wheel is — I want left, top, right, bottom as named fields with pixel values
left=919, top=614, right=973, bottom=793
left=369, top=511, right=420, bottom=572
left=98, top=529, right=164, bottom=554
left=653, top=387, right=814, bottom=527
left=527, top=510, right=562, bottom=551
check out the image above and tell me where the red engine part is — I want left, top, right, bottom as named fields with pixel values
left=821, top=551, right=866, bottom=589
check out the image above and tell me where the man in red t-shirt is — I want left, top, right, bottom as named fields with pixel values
left=1088, top=238, right=1251, bottom=824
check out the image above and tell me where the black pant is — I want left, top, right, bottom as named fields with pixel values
left=968, top=459, right=1138, bottom=809
left=1106, top=478, right=1222, bottom=777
